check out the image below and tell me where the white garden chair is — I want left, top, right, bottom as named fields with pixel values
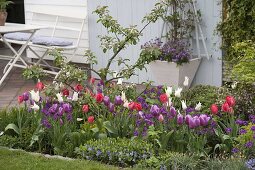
left=3, top=8, right=87, bottom=76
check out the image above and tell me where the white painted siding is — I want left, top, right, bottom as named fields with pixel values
left=88, top=0, right=222, bottom=86
left=24, top=0, right=89, bottom=63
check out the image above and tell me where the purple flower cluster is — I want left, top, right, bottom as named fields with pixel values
left=141, top=38, right=191, bottom=64
left=235, top=119, right=248, bottom=126
left=41, top=102, right=73, bottom=128
left=245, top=158, right=255, bottom=170
left=161, top=40, right=191, bottom=63
left=178, top=114, right=211, bottom=129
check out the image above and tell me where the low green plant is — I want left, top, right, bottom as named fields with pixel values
left=230, top=83, right=255, bottom=118
left=77, top=138, right=153, bottom=167
left=183, top=85, right=230, bottom=113
left=231, top=41, right=255, bottom=83
left=137, top=152, right=199, bottom=170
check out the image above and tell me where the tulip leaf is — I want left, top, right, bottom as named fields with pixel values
left=103, top=121, right=118, bottom=134
left=98, top=133, right=107, bottom=139
left=91, top=127, right=99, bottom=133
left=5, top=123, right=20, bottom=135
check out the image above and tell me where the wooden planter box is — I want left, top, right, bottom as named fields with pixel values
left=149, top=58, right=201, bottom=88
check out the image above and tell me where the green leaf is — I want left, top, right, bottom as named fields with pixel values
left=103, top=121, right=118, bottom=134
left=98, top=133, right=107, bottom=139
left=91, top=127, right=99, bottom=133
left=5, top=123, right=20, bottom=135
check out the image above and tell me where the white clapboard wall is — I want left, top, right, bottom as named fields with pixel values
left=87, top=0, right=222, bottom=86
left=24, top=0, right=89, bottom=63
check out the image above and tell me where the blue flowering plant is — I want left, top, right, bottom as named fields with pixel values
left=76, top=138, right=153, bottom=167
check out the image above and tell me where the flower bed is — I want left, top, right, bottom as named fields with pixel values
left=0, top=78, right=254, bottom=169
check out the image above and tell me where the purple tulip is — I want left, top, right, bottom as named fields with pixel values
left=138, top=111, right=145, bottom=119
left=103, top=96, right=110, bottom=106
left=108, top=103, right=115, bottom=112
left=62, top=103, right=72, bottom=113
left=170, top=107, right=177, bottom=117
left=177, top=113, right=184, bottom=125
left=49, top=104, right=58, bottom=113
left=114, top=96, right=122, bottom=105
left=150, top=105, right=160, bottom=116
left=199, top=114, right=211, bottom=126
left=193, top=116, right=200, bottom=127
left=42, top=119, right=51, bottom=129
left=58, top=107, right=64, bottom=116
left=23, top=92, right=30, bottom=101
left=188, top=117, right=196, bottom=129
left=185, top=114, right=192, bottom=125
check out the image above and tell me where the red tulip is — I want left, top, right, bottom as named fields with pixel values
left=74, top=84, right=83, bottom=92
left=62, top=89, right=69, bottom=96
left=36, top=82, right=45, bottom=91
left=82, top=105, right=89, bottom=113
left=95, top=93, right=104, bottom=103
left=135, top=102, right=142, bottom=111
left=18, top=95, right=24, bottom=104
left=88, top=116, right=94, bottom=124
left=222, top=102, right=230, bottom=112
left=159, top=93, right=168, bottom=103
left=210, top=104, right=218, bottom=115
left=128, top=102, right=135, bottom=110
left=89, top=77, right=95, bottom=84
left=226, top=96, right=235, bottom=107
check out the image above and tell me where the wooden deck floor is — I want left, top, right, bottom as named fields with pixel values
left=0, top=59, right=41, bottom=110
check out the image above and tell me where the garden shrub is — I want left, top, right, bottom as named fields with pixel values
left=76, top=138, right=153, bottom=167
left=183, top=85, right=230, bottom=113
left=231, top=83, right=255, bottom=118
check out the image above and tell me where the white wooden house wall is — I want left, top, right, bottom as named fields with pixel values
left=24, top=0, right=222, bottom=86
left=24, top=0, right=89, bottom=63
left=88, top=0, right=223, bottom=86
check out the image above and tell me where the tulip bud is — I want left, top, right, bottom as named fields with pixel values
left=210, top=104, right=218, bottom=115
left=88, top=116, right=94, bottom=124
left=36, top=81, right=45, bottom=91
left=158, top=114, right=164, bottom=122
left=103, top=96, right=110, bottom=106
left=183, top=76, right=189, bottom=87
left=160, top=93, right=168, bottom=103
left=82, top=105, right=89, bottom=113
left=18, top=95, right=24, bottom=104
left=222, top=102, right=230, bottom=113
left=177, top=113, right=184, bottom=125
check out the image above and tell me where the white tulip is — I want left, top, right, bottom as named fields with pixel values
left=72, top=92, right=79, bottom=101
left=30, top=90, right=40, bottom=102
left=231, top=82, right=237, bottom=89
left=77, top=118, right=83, bottom=122
left=117, top=78, right=123, bottom=85
left=195, top=102, right=202, bottom=111
left=165, top=86, right=173, bottom=98
left=31, top=103, right=40, bottom=111
left=56, top=93, right=63, bottom=103
left=183, top=76, right=189, bottom=87
left=0, top=131, right=4, bottom=136
left=167, top=97, right=172, bottom=107
left=174, top=88, right=183, bottom=98
left=181, top=100, right=187, bottom=110
left=123, top=101, right=130, bottom=108
left=121, top=91, right=127, bottom=102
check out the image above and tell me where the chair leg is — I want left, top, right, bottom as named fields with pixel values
left=28, top=47, right=55, bottom=72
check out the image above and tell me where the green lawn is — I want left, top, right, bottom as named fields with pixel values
left=0, top=148, right=121, bottom=170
